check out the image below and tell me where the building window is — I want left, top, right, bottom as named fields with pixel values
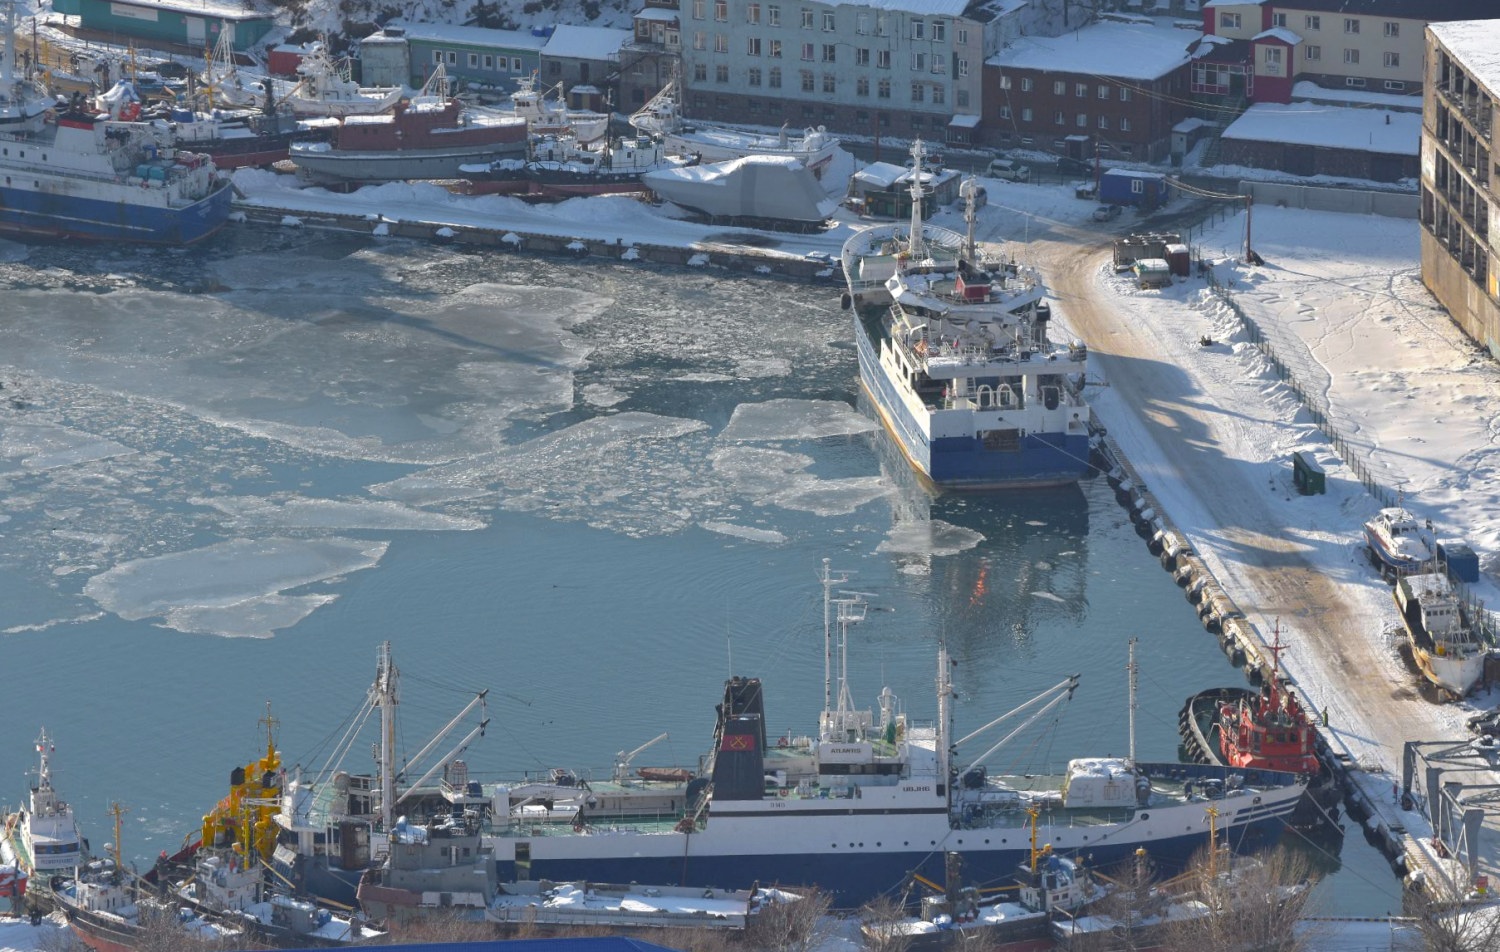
left=856, top=13, right=869, bottom=34
left=747, top=37, right=761, bottom=55
left=800, top=69, right=813, bottom=91
left=714, top=0, right=726, bottom=21
left=1385, top=80, right=1406, bottom=91
left=1075, top=82, right=1087, bottom=97
left=694, top=62, right=707, bottom=82
left=932, top=84, right=944, bottom=104
left=446, top=51, right=457, bottom=64
left=1305, top=14, right=1320, bottom=30
left=1020, top=107, right=1031, bottom=121
left=878, top=78, right=891, bottom=99
left=1346, top=76, right=1366, bottom=87
left=876, top=13, right=888, bottom=36
left=1344, top=48, right=1359, bottom=64
left=748, top=99, right=761, bottom=112
left=1053, top=110, right=1064, bottom=125
left=747, top=3, right=760, bottom=24
left=1098, top=115, right=1109, bottom=130
left=770, top=39, right=781, bottom=58
left=1305, top=45, right=1320, bottom=61
left=1265, top=47, right=1282, bottom=68
left=716, top=64, right=728, bottom=82
left=692, top=0, right=704, bottom=18
left=1119, top=86, right=1131, bottom=101
left=932, top=57, right=945, bottom=74
left=768, top=4, right=779, bottom=26
left=877, top=49, right=890, bottom=69
left=1272, top=13, right=1286, bottom=27
left=1384, top=21, right=1398, bottom=38
left=715, top=33, right=728, bottom=53
left=1120, top=117, right=1131, bottom=131
left=769, top=67, right=781, bottom=87
left=823, top=44, right=836, bottom=62
left=911, top=83, right=924, bottom=102
left=547, top=61, right=561, bottom=76
left=998, top=105, right=1011, bottom=119
left=801, top=9, right=813, bottom=29
left=432, top=50, right=442, bottom=65
left=1097, top=84, right=1109, bottom=99
left=856, top=77, right=869, bottom=96
left=1021, top=77, right=1033, bottom=92
left=1384, top=52, right=1399, bottom=68
left=933, top=21, right=945, bottom=42
left=482, top=55, right=492, bottom=69
left=693, top=31, right=706, bottom=50
left=856, top=48, right=869, bottom=67
left=801, top=42, right=813, bottom=60
left=823, top=73, right=835, bottom=93
left=822, top=12, right=834, bottom=31
left=1076, top=113, right=1087, bottom=128
left=911, top=52, right=925, bottom=71
left=749, top=67, right=762, bottom=86
left=911, top=19, right=925, bottom=40
left=957, top=27, right=967, bottom=44
left=1053, top=80, right=1064, bottom=95
left=467, top=53, right=477, bottom=67
left=1344, top=18, right=1359, bottom=34
left=999, top=74, right=1011, bottom=90
left=1219, top=12, right=1240, bottom=30
left=957, top=89, right=968, bottom=107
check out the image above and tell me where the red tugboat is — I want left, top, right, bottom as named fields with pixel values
left=1179, top=625, right=1342, bottom=831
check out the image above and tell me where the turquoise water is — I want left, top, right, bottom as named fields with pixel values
left=0, top=229, right=1400, bottom=916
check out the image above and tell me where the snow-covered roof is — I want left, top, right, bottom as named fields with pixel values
left=1253, top=27, right=1301, bottom=46
left=544, top=25, right=631, bottom=61
left=397, top=23, right=549, bottom=52
left=1291, top=80, right=1421, bottom=111
left=1103, top=168, right=1166, bottom=180
left=1429, top=20, right=1500, bottom=95
left=846, top=0, right=971, bottom=16
left=1203, top=0, right=1266, bottom=7
left=1221, top=102, right=1419, bottom=155
left=635, top=8, right=679, bottom=21
left=852, top=161, right=908, bottom=189
left=948, top=114, right=981, bottom=128
left=111, top=0, right=268, bottom=20
left=1173, top=117, right=1209, bottom=133
left=988, top=19, right=1194, bottom=81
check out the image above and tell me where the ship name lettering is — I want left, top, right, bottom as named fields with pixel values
left=829, top=746, right=864, bottom=753
left=902, top=785, right=932, bottom=792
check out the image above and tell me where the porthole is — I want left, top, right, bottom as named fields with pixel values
left=1140, top=813, right=1149, bottom=820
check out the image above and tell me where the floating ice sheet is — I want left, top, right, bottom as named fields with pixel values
left=876, top=520, right=986, bottom=558
left=193, top=495, right=485, bottom=531
left=0, top=422, right=136, bottom=472
left=719, top=399, right=879, bottom=442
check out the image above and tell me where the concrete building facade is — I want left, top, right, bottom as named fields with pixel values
left=1421, top=20, right=1500, bottom=357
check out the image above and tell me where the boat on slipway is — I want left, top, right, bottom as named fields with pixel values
left=289, top=65, right=526, bottom=186
left=628, top=75, right=839, bottom=177
left=1363, top=502, right=1435, bottom=580
left=1178, top=625, right=1342, bottom=831
left=0, top=3, right=231, bottom=245
left=280, top=40, right=405, bottom=118
left=458, top=132, right=697, bottom=198
left=1, top=729, right=86, bottom=879
left=476, top=561, right=1306, bottom=909
left=1395, top=571, right=1488, bottom=699
left=505, top=74, right=609, bottom=143
left=841, top=140, right=1093, bottom=490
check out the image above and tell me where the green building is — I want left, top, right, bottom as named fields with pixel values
left=56, top=0, right=274, bottom=53
left=400, top=23, right=547, bottom=91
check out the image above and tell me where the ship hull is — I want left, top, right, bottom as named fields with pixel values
left=292, top=143, right=527, bottom=185
left=855, top=314, right=1090, bottom=490
left=0, top=179, right=232, bottom=245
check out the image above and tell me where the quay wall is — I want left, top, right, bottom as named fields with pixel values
left=232, top=203, right=846, bottom=284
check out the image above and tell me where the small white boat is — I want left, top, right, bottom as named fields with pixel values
left=1363, top=503, right=1435, bottom=579
left=1394, top=571, right=1487, bottom=698
left=282, top=40, right=405, bottom=118
left=506, top=75, right=609, bottom=143
left=1, top=729, right=86, bottom=876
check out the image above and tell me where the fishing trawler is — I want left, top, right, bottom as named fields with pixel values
left=841, top=140, right=1092, bottom=489
left=1395, top=571, right=1487, bottom=699
left=473, top=561, right=1305, bottom=909
left=1, top=729, right=86, bottom=878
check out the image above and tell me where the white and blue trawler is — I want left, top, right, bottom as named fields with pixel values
left=478, top=562, right=1306, bottom=908
left=841, top=140, right=1091, bottom=490
left=0, top=2, right=231, bottom=245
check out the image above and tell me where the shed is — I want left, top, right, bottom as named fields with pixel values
left=1164, top=243, right=1190, bottom=277
left=1100, top=169, right=1171, bottom=212
left=358, top=30, right=412, bottom=88
left=1133, top=258, right=1172, bottom=289
left=402, top=23, right=546, bottom=92
left=1112, top=232, right=1182, bottom=271
left=267, top=44, right=310, bottom=78
left=68, top=0, right=274, bottom=52
left=1437, top=541, right=1480, bottom=584
left=1291, top=452, right=1325, bottom=495
left=849, top=163, right=961, bottom=220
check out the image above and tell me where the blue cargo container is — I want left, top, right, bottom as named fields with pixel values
left=1099, top=169, right=1171, bottom=212
left=1438, top=540, right=1480, bottom=584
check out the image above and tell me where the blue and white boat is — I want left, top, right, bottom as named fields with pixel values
left=841, top=141, right=1092, bottom=490
left=1362, top=503, right=1435, bottom=580
left=0, top=1, right=231, bottom=245
left=475, top=561, right=1306, bottom=909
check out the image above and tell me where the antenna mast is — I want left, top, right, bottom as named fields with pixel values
left=1127, top=637, right=1138, bottom=765
left=820, top=559, right=851, bottom=720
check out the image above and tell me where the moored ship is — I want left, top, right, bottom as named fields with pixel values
left=459, top=133, right=697, bottom=198
left=1363, top=502, right=1435, bottom=580
left=0, top=3, right=231, bottom=245
left=842, top=141, right=1092, bottom=490
left=1178, top=625, right=1342, bottom=830
left=474, top=561, right=1305, bottom=909
left=1, top=729, right=86, bottom=879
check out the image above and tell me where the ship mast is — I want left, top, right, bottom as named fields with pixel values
left=822, top=575, right=870, bottom=741
left=1127, top=637, right=1138, bottom=766
left=819, top=559, right=852, bottom=725
left=905, top=139, right=929, bottom=262
left=375, top=641, right=399, bottom=832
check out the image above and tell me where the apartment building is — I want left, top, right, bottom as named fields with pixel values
left=1421, top=20, right=1499, bottom=356
left=1198, top=0, right=1476, bottom=103
left=984, top=18, right=1194, bottom=163
left=621, top=0, right=682, bottom=110
left=670, top=0, right=1040, bottom=145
